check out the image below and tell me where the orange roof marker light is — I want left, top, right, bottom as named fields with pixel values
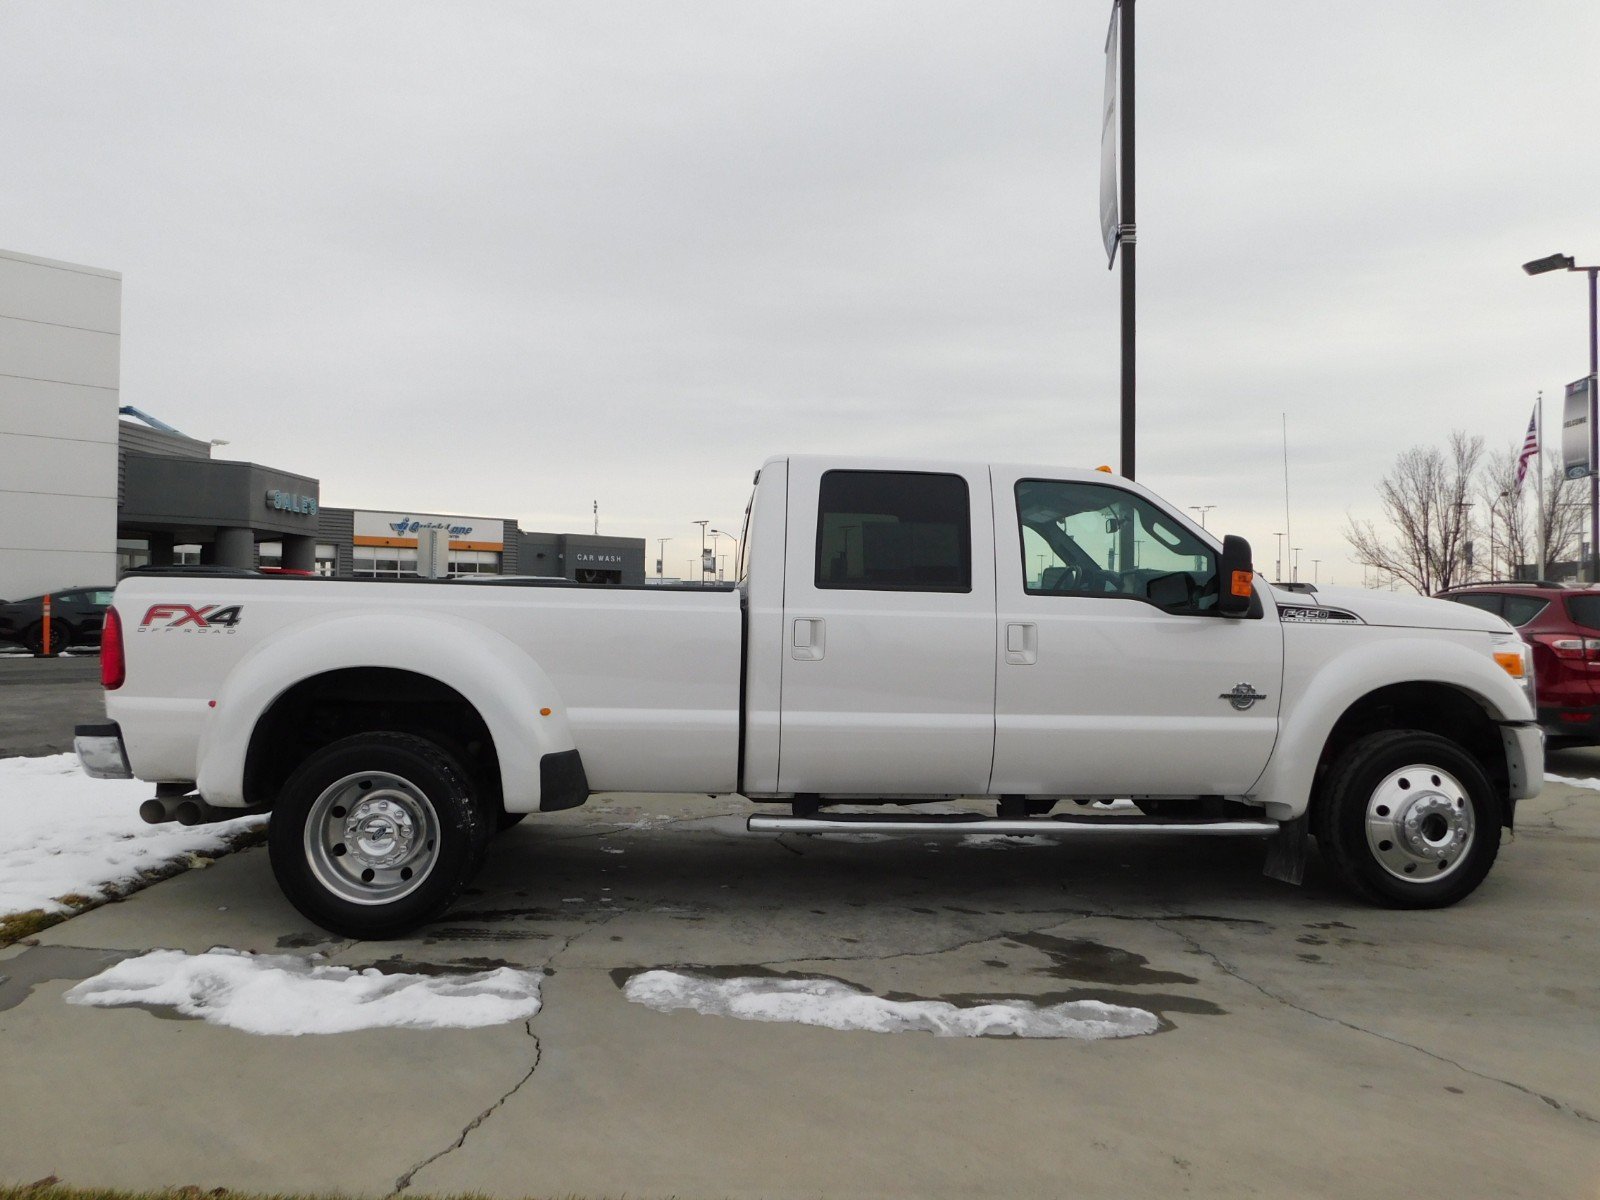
left=1095, top=465, right=1114, bottom=474
left=539, top=707, right=553, bottom=717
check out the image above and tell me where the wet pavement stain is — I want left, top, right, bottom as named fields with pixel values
left=423, top=928, right=552, bottom=943
left=1006, top=931, right=1198, bottom=986
left=361, top=955, right=522, bottom=977
left=276, top=932, right=338, bottom=949
left=0, top=945, right=131, bottom=1012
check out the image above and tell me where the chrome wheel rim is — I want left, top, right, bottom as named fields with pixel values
left=1364, top=764, right=1476, bottom=883
left=304, top=771, right=441, bottom=905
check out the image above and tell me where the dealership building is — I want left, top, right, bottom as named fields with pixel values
left=1, top=247, right=645, bottom=598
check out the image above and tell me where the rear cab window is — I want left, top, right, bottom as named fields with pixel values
left=815, top=470, right=971, bottom=592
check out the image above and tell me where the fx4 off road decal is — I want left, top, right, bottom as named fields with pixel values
left=138, top=604, right=244, bottom=633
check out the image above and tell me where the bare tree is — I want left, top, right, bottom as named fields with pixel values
left=1345, top=431, right=1484, bottom=595
left=1477, top=447, right=1527, bottom=580
left=1533, top=459, right=1586, bottom=576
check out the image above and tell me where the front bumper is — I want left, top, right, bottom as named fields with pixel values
left=75, top=722, right=132, bottom=780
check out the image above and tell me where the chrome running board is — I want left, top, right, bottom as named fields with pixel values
left=747, top=812, right=1279, bottom=838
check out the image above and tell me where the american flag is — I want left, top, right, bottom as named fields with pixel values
left=1515, top=404, right=1539, bottom=493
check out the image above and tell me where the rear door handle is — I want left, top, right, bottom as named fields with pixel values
left=792, top=618, right=825, bottom=661
left=1005, top=622, right=1037, bottom=666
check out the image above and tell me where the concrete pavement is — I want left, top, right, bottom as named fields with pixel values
left=2, top=777, right=1597, bottom=1199
left=0, top=655, right=103, bottom=758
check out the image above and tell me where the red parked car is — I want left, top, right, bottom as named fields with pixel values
left=1438, top=581, right=1600, bottom=742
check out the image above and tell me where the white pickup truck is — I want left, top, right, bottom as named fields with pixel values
left=76, top=455, right=1542, bottom=937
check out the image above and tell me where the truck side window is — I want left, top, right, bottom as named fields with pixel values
left=815, top=470, right=971, bottom=592
left=1016, top=478, right=1217, bottom=612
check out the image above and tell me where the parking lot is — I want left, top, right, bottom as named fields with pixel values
left=2, top=664, right=1598, bottom=1198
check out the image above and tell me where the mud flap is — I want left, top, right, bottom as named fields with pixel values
left=1262, top=814, right=1309, bottom=885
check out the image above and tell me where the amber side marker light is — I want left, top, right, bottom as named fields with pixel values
left=1493, top=651, right=1526, bottom=679
left=539, top=707, right=553, bottom=717
left=1231, top=570, right=1254, bottom=598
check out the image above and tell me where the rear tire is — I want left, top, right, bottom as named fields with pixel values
left=1313, top=730, right=1500, bottom=908
left=268, top=731, right=485, bottom=939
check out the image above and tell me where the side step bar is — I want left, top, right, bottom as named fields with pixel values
left=747, top=812, right=1280, bottom=838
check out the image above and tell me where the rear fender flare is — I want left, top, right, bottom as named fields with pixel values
left=196, top=611, right=573, bottom=812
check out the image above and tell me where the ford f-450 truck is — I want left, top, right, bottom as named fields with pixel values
left=75, top=456, right=1542, bottom=937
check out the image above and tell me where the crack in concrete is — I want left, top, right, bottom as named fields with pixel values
left=384, top=904, right=634, bottom=1195
left=1158, top=920, right=1600, bottom=1128
left=388, top=1020, right=542, bottom=1197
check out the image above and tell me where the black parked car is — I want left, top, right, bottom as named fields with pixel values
left=0, top=587, right=114, bottom=654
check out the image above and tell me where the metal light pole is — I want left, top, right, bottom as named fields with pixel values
left=1274, top=532, right=1285, bottom=582
left=1313, top=558, right=1321, bottom=585
left=1188, top=504, right=1215, bottom=529
left=710, top=527, right=740, bottom=582
left=655, top=537, right=671, bottom=580
left=1523, top=252, right=1600, bottom=582
left=1292, top=547, right=1302, bottom=583
left=693, top=520, right=710, bottom=583
left=1118, top=0, right=1136, bottom=480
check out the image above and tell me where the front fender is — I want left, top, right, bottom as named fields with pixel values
left=1251, top=634, right=1532, bottom=820
left=196, top=611, right=574, bottom=812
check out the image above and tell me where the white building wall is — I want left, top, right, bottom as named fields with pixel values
left=0, top=248, right=121, bottom=599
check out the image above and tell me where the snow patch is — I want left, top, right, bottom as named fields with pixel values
left=623, top=970, right=1158, bottom=1039
left=1545, top=773, right=1600, bottom=792
left=0, top=754, right=263, bottom=916
left=65, top=948, right=543, bottom=1035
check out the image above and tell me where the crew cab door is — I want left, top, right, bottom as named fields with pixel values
left=778, top=462, right=996, bottom=795
left=990, top=470, right=1282, bottom=797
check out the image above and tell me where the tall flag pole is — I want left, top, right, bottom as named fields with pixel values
left=1516, top=396, right=1542, bottom=579
left=1536, top=392, right=1545, bottom=579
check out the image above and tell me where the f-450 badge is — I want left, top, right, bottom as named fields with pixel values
left=1219, top=682, right=1268, bottom=711
left=139, top=604, right=243, bottom=633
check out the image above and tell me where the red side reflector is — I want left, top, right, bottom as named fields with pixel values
left=1559, top=711, right=1594, bottom=724
left=101, top=607, right=125, bottom=690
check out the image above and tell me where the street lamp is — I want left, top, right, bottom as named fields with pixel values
left=1313, top=558, right=1321, bottom=585
left=1523, top=251, right=1599, bottom=582
left=710, top=524, right=739, bottom=582
left=655, top=537, right=671, bottom=580
left=1187, top=504, right=1215, bottom=529
left=1292, top=546, right=1302, bottom=582
left=692, top=520, right=710, bottom=583
left=708, top=527, right=740, bottom=582
left=1274, top=532, right=1285, bottom=582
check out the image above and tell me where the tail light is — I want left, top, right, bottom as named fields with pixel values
left=101, top=607, right=125, bottom=690
left=1530, top=633, right=1600, bottom=661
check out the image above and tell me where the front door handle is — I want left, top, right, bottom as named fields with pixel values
left=792, top=618, right=825, bottom=661
left=1005, top=622, right=1037, bottom=666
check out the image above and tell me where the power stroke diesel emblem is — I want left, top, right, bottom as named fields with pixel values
left=1220, top=683, right=1268, bottom=711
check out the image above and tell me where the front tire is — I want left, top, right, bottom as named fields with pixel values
left=268, top=732, right=485, bottom=938
left=1313, top=730, right=1501, bottom=908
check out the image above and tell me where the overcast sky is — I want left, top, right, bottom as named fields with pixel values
left=3, top=1, right=1597, bottom=584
